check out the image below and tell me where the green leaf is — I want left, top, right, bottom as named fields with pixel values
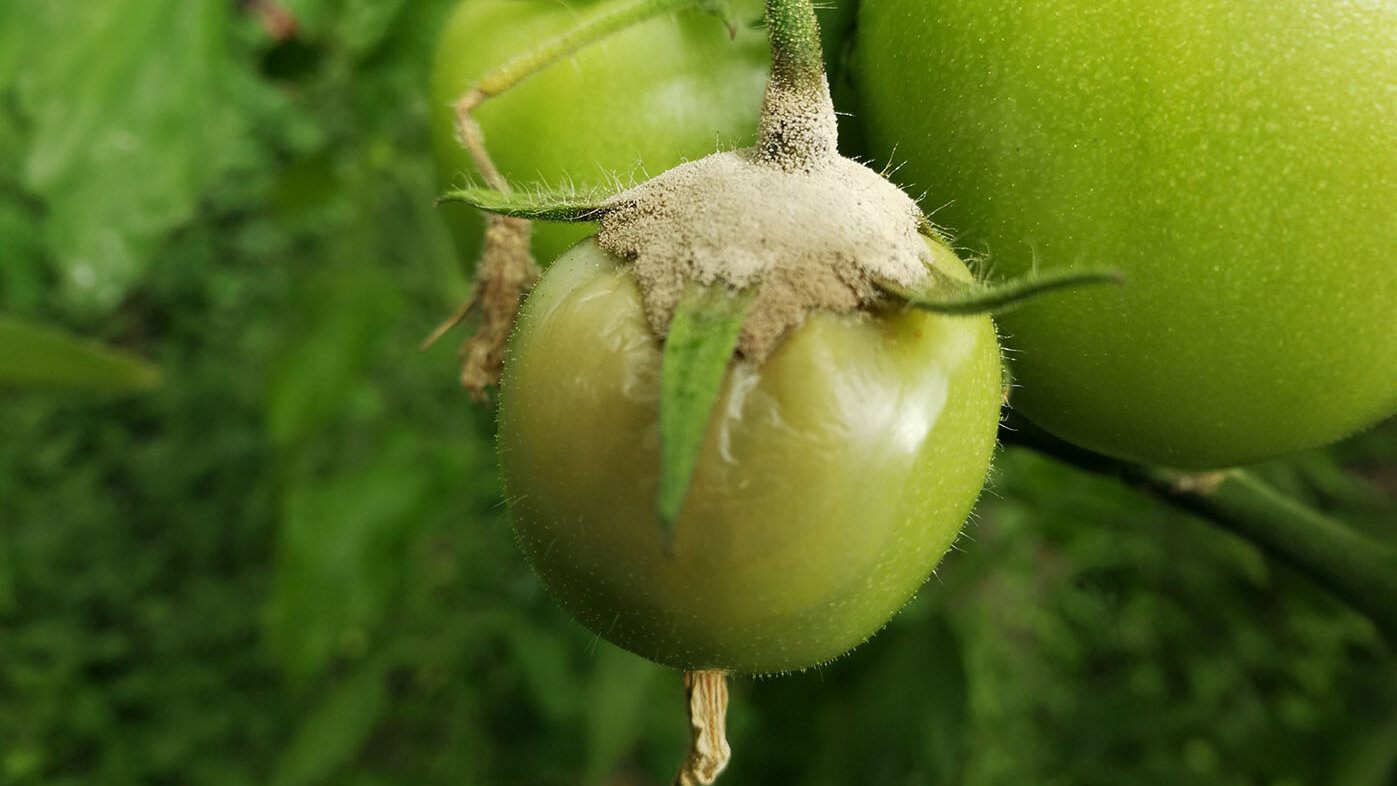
left=504, top=620, right=584, bottom=723
left=265, top=265, right=400, bottom=449
left=271, top=659, right=389, bottom=786
left=0, top=530, right=14, bottom=617
left=438, top=184, right=614, bottom=222
left=0, top=199, right=47, bottom=314
left=266, top=439, right=433, bottom=681
left=582, top=644, right=666, bottom=785
left=0, top=315, right=159, bottom=393
left=657, top=283, right=754, bottom=548
left=1328, top=702, right=1397, bottom=786
left=341, top=0, right=410, bottom=58
left=16, top=0, right=238, bottom=314
left=871, top=614, right=968, bottom=784
left=0, top=1, right=38, bottom=90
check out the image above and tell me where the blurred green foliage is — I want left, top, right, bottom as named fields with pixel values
left=1, top=2, right=1395, bottom=785
left=0, top=316, right=159, bottom=392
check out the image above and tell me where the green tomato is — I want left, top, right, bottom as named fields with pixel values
left=498, top=239, right=1002, bottom=674
left=855, top=0, right=1397, bottom=468
left=430, top=0, right=770, bottom=266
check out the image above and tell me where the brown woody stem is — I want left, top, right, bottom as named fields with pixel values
left=456, top=216, right=537, bottom=401
left=673, top=670, right=731, bottom=786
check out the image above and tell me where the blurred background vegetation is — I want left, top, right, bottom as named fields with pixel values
left=2, top=2, right=1395, bottom=785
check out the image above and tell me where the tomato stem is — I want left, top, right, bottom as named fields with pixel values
left=1002, top=411, right=1397, bottom=649
left=442, top=0, right=723, bottom=395
left=453, top=0, right=706, bottom=191
left=762, top=0, right=824, bottom=92
left=755, top=0, right=838, bottom=171
left=469, top=0, right=702, bottom=103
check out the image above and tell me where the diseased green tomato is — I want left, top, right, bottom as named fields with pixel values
left=498, top=239, right=1002, bottom=674
left=856, top=0, right=1397, bottom=468
left=430, top=0, right=770, bottom=265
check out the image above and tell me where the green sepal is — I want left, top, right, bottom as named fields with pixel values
left=883, top=267, right=1125, bottom=316
left=0, top=315, right=160, bottom=394
left=657, top=283, right=755, bottom=551
left=437, top=184, right=615, bottom=222
left=916, top=215, right=951, bottom=242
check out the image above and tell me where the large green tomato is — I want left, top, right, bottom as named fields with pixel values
left=856, top=0, right=1397, bottom=468
left=498, top=239, right=1001, bottom=674
left=430, top=0, right=770, bottom=266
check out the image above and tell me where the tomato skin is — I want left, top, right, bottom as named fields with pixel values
left=430, top=0, right=770, bottom=266
left=498, top=239, right=1002, bottom=674
left=855, top=0, right=1397, bottom=468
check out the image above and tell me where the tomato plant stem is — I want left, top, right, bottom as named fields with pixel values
left=761, top=0, right=823, bottom=92
left=439, top=0, right=727, bottom=393
left=1154, top=469, right=1397, bottom=639
left=755, top=0, right=838, bottom=170
left=471, top=0, right=704, bottom=102
left=1002, top=411, right=1397, bottom=648
left=453, top=0, right=703, bottom=190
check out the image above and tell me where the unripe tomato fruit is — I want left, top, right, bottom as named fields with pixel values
left=430, top=0, right=770, bottom=266
left=856, top=0, right=1397, bottom=468
left=499, top=239, right=1002, bottom=674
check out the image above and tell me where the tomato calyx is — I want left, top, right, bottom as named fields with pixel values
left=881, top=228, right=1125, bottom=317
left=436, top=184, right=610, bottom=222
left=434, top=0, right=1119, bottom=571
left=445, top=150, right=1119, bottom=533
left=441, top=168, right=1125, bottom=337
